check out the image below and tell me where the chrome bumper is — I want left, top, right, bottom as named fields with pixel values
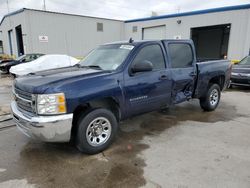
left=11, top=101, right=73, bottom=142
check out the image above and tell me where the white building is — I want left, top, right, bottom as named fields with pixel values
left=124, top=4, right=250, bottom=60
left=0, top=4, right=250, bottom=60
left=0, top=8, right=124, bottom=57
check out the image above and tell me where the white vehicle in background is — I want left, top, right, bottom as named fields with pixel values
left=10, top=54, right=80, bottom=76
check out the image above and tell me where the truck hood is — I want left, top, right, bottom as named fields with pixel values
left=14, top=66, right=110, bottom=93
left=232, top=65, right=250, bottom=73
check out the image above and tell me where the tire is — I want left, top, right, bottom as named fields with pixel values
left=200, top=84, right=221, bottom=111
left=76, top=108, right=118, bottom=154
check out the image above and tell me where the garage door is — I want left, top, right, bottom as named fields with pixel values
left=143, top=25, right=166, bottom=40
left=191, top=24, right=230, bottom=60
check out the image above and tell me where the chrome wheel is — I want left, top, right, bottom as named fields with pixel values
left=210, top=89, right=219, bottom=106
left=86, top=117, right=112, bottom=147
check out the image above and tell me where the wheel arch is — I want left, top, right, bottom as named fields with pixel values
left=208, top=75, right=225, bottom=90
left=70, top=97, right=120, bottom=141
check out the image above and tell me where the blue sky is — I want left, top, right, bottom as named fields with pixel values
left=0, top=0, right=249, bottom=20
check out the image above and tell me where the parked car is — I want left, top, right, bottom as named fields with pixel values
left=230, top=56, right=250, bottom=87
left=0, top=59, right=13, bottom=66
left=0, top=53, right=44, bottom=73
left=11, top=39, right=231, bottom=154
left=10, top=54, right=80, bottom=76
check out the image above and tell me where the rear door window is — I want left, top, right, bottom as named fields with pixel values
left=168, top=43, right=193, bottom=68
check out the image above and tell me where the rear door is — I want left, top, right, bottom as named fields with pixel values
left=163, top=41, right=196, bottom=103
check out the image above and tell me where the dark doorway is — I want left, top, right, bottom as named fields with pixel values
left=191, top=24, right=230, bottom=61
left=0, top=41, right=3, bottom=54
left=15, top=25, right=24, bottom=56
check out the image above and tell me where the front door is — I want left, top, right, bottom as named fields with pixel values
left=124, top=43, right=172, bottom=116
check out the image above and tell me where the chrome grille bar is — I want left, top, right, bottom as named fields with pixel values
left=13, top=87, right=35, bottom=114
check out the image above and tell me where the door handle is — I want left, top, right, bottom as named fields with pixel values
left=159, top=75, right=168, bottom=80
left=189, top=72, right=196, bottom=77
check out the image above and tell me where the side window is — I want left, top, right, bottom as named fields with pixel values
left=168, top=43, right=193, bottom=68
left=97, top=23, right=103, bottom=32
left=133, top=44, right=165, bottom=70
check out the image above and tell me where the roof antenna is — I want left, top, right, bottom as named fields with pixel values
left=129, top=37, right=134, bottom=43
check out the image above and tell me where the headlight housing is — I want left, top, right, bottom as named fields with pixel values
left=36, top=93, right=66, bottom=115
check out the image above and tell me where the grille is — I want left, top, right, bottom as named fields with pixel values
left=15, top=88, right=32, bottom=100
left=16, top=98, right=34, bottom=113
left=231, top=78, right=250, bottom=84
left=14, top=87, right=35, bottom=114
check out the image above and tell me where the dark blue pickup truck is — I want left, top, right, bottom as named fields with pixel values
left=11, top=39, right=231, bottom=154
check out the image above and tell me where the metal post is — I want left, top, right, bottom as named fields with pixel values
left=6, top=0, right=10, bottom=14
left=43, top=0, right=46, bottom=11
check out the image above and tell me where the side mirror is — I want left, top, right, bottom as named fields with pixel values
left=131, top=60, right=153, bottom=73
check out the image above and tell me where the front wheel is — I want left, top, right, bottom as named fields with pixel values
left=200, top=84, right=221, bottom=111
left=76, top=108, right=118, bottom=154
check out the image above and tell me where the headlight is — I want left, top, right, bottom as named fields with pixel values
left=37, top=93, right=66, bottom=115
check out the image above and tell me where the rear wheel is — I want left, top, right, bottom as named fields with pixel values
left=200, top=84, right=221, bottom=111
left=76, top=108, right=118, bottom=154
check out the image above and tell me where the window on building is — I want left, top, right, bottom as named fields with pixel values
left=132, top=26, right=138, bottom=33
left=168, top=43, right=193, bottom=68
left=132, top=44, right=165, bottom=70
left=97, top=22, right=103, bottom=32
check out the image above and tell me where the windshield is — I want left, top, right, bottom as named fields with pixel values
left=16, top=55, right=26, bottom=61
left=79, top=44, right=134, bottom=70
left=239, top=56, right=250, bottom=65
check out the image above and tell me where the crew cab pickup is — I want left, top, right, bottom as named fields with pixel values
left=11, top=39, right=232, bottom=154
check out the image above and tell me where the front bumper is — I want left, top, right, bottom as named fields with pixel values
left=11, top=101, right=73, bottom=142
left=230, top=76, right=250, bottom=87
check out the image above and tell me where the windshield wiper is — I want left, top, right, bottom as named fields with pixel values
left=87, top=65, right=103, bottom=70
left=74, top=64, right=103, bottom=70
left=78, top=65, right=103, bottom=70
left=73, top=64, right=81, bottom=68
